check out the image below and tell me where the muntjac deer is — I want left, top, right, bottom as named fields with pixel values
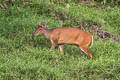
left=33, top=22, right=94, bottom=60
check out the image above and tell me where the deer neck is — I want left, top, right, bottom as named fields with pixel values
left=43, top=28, right=52, bottom=39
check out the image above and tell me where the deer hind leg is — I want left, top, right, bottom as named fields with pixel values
left=80, top=47, right=93, bottom=60
left=59, top=45, right=64, bottom=55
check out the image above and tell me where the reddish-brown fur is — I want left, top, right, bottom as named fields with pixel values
left=33, top=22, right=93, bottom=60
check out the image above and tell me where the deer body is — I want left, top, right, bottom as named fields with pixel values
left=51, top=27, right=92, bottom=44
left=33, top=23, right=93, bottom=60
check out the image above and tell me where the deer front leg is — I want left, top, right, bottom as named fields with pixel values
left=50, top=39, right=56, bottom=51
left=59, top=45, right=64, bottom=55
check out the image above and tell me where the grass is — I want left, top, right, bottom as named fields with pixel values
left=0, top=0, right=120, bottom=80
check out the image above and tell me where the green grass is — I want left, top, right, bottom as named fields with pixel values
left=0, top=0, right=120, bottom=80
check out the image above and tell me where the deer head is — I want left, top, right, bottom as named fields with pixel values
left=33, top=22, right=48, bottom=37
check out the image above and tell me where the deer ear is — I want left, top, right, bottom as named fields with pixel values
left=41, top=22, right=46, bottom=26
left=37, top=25, right=41, bottom=28
left=36, top=25, right=39, bottom=28
left=41, top=22, right=48, bottom=28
